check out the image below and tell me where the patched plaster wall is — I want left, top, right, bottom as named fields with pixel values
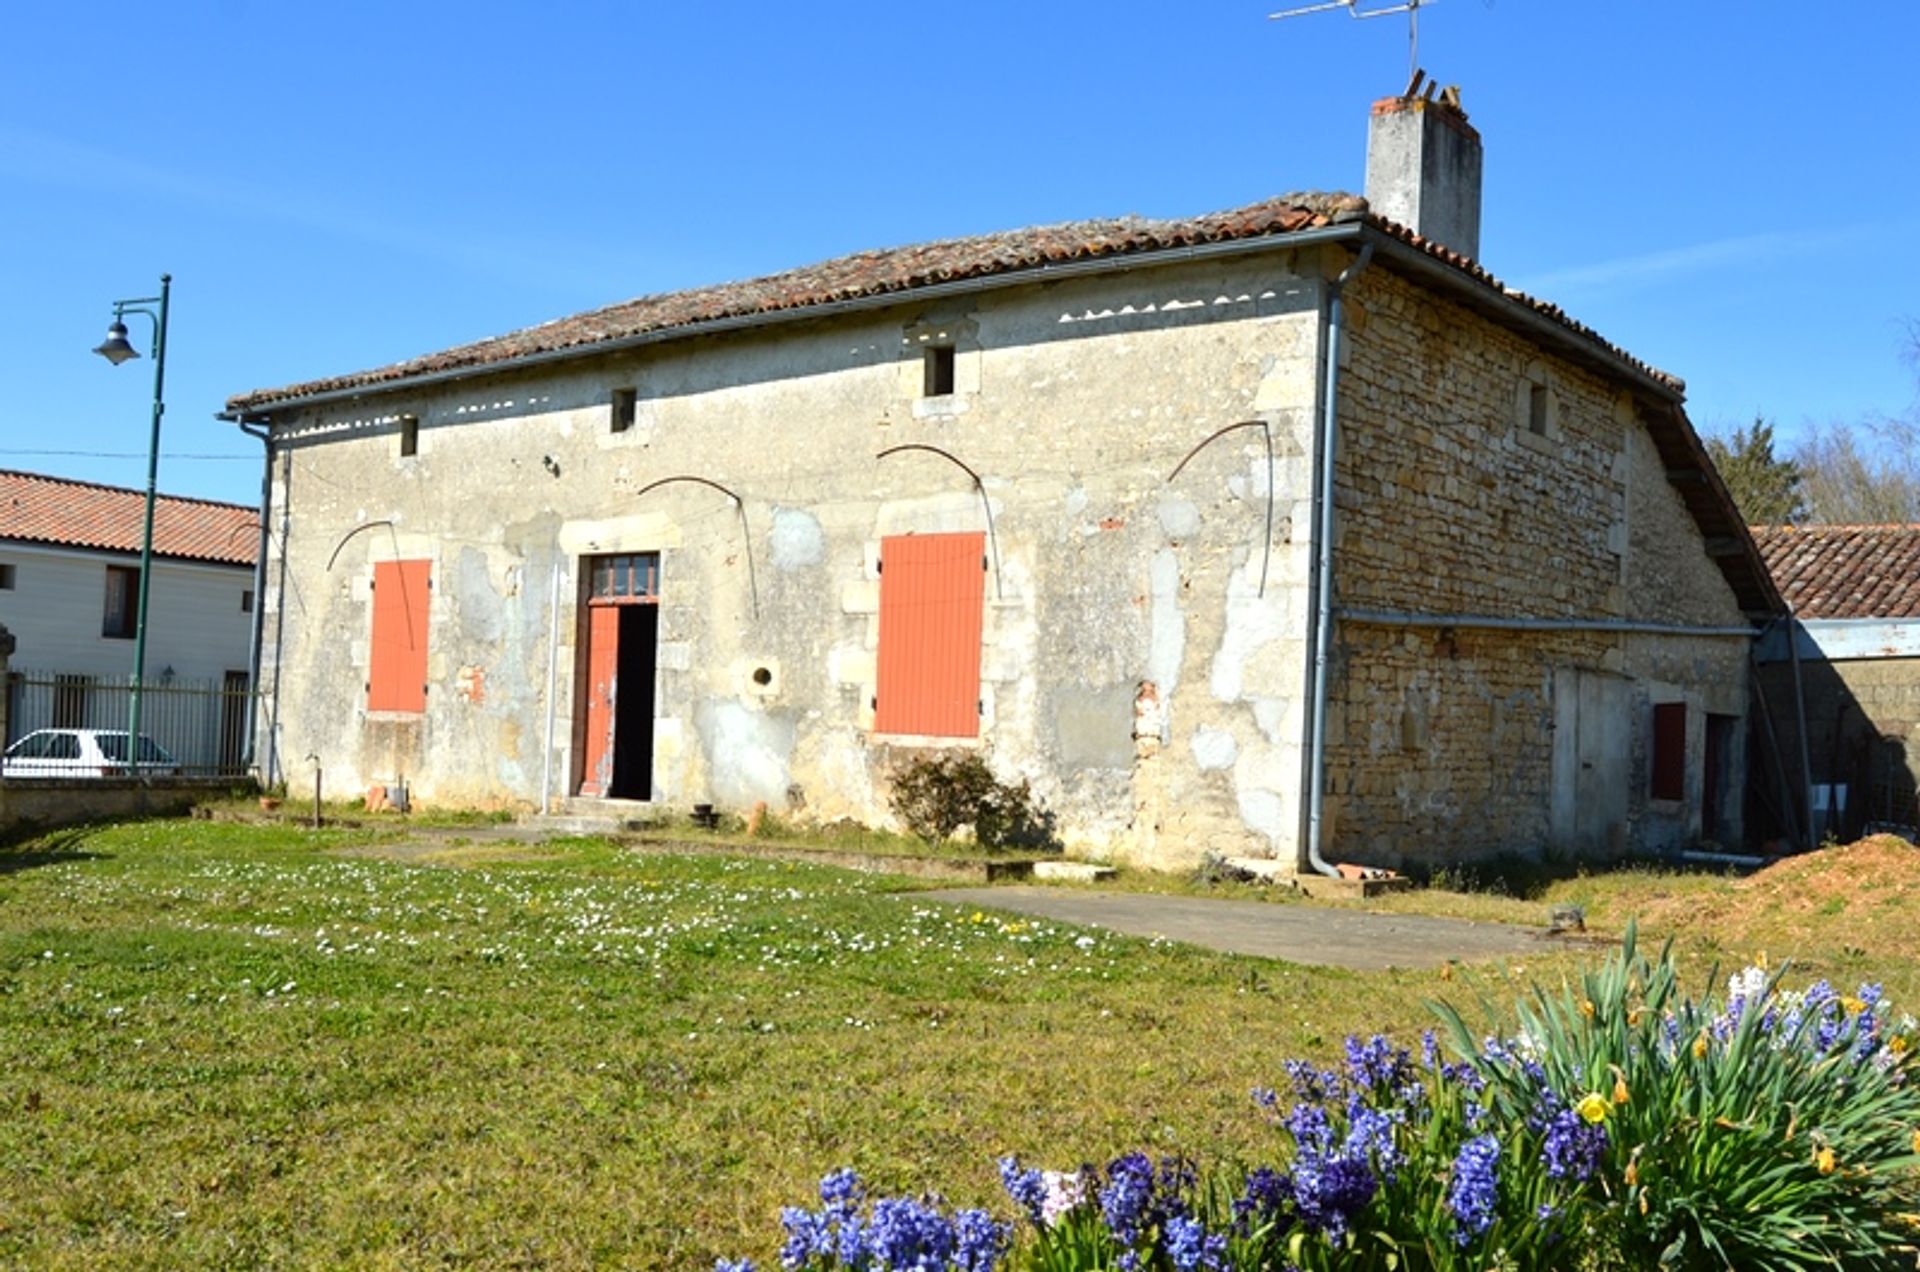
left=258, top=253, right=1325, bottom=867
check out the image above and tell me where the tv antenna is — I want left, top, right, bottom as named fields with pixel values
left=1268, top=0, right=1436, bottom=82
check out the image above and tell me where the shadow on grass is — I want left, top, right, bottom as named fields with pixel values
left=1402, top=851, right=1755, bottom=901
left=0, top=825, right=111, bottom=873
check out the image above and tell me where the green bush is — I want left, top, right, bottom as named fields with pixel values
left=887, top=753, right=1057, bottom=853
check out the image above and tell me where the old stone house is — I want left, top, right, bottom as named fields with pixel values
left=222, top=88, right=1780, bottom=872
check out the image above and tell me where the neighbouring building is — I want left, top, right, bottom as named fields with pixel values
left=222, top=84, right=1781, bottom=871
left=0, top=469, right=259, bottom=772
left=1752, top=524, right=1920, bottom=844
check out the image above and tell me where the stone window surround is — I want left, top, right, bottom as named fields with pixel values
left=1514, top=358, right=1559, bottom=452
left=901, top=315, right=981, bottom=420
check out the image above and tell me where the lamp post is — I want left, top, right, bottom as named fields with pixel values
left=93, top=274, right=171, bottom=775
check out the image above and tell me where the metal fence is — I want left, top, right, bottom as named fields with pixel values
left=5, top=668, right=257, bottom=778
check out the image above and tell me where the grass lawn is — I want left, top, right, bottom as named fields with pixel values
left=1, top=821, right=1912, bottom=1268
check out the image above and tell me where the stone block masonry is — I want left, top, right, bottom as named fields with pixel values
left=1322, top=266, right=1750, bottom=867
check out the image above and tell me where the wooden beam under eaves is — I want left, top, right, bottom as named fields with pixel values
left=1704, top=536, right=1748, bottom=557
left=1665, top=467, right=1707, bottom=485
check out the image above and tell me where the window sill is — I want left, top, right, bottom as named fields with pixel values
left=911, top=394, right=971, bottom=421
left=868, top=730, right=983, bottom=750
left=1515, top=427, right=1559, bottom=456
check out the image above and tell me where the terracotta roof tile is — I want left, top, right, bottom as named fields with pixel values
left=1749, top=524, right=1920, bottom=619
left=225, top=192, right=1682, bottom=413
left=0, top=470, right=257, bottom=568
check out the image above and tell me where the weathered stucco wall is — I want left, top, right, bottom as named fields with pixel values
left=1321, top=264, right=1749, bottom=866
left=259, top=253, right=1327, bottom=868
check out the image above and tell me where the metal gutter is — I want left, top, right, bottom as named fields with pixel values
left=236, top=421, right=273, bottom=777
left=1337, top=608, right=1758, bottom=638
left=1303, top=242, right=1374, bottom=879
left=216, top=222, right=1371, bottom=422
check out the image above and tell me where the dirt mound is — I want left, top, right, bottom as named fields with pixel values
left=1694, top=836, right=1920, bottom=961
left=1741, top=834, right=1920, bottom=893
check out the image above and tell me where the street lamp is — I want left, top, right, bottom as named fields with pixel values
left=93, top=274, right=171, bottom=776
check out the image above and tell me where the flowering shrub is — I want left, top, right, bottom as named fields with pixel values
left=1435, top=924, right=1920, bottom=1268
left=722, top=927, right=1920, bottom=1270
left=764, top=1168, right=1007, bottom=1271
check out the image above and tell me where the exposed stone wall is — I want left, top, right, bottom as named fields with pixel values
left=1322, top=265, right=1750, bottom=866
left=259, top=254, right=1327, bottom=868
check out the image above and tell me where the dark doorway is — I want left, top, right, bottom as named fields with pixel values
left=610, top=603, right=657, bottom=799
left=219, top=670, right=251, bottom=775
left=1704, top=713, right=1736, bottom=841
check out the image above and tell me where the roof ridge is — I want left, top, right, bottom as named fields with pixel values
left=1749, top=522, right=1920, bottom=533
left=223, top=188, right=1684, bottom=416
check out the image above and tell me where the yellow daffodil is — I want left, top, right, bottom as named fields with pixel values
left=1624, top=1159, right=1639, bottom=1186
left=1612, top=1074, right=1631, bottom=1106
left=1911, top=1128, right=1920, bottom=1154
left=1756, top=950, right=1769, bottom=970
left=1627, top=1007, right=1644, bottom=1027
left=1889, top=1036, right=1910, bottom=1055
left=1841, top=996, right=1867, bottom=1016
left=1693, top=1033, right=1711, bottom=1061
left=1815, top=1146, right=1837, bottom=1175
left=1576, top=1093, right=1609, bottom=1124
left=1580, top=999, right=1596, bottom=1020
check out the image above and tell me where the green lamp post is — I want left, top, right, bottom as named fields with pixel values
left=93, top=273, right=171, bottom=775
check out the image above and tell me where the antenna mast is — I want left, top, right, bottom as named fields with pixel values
left=1268, top=0, right=1436, bottom=82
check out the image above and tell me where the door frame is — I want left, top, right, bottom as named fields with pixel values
left=569, top=552, right=661, bottom=799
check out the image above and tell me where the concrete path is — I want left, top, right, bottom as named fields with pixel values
left=915, top=886, right=1550, bottom=971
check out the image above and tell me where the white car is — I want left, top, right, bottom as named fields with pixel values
left=1, top=729, right=182, bottom=779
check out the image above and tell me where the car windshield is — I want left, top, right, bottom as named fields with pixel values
left=95, top=735, right=175, bottom=763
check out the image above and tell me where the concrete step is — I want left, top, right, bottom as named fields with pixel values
left=524, top=797, right=669, bottom=838
left=1032, top=860, right=1118, bottom=883
left=523, top=814, right=634, bottom=838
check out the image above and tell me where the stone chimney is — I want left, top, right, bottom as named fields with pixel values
left=1364, top=73, right=1482, bottom=261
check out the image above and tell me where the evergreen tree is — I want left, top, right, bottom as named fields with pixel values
left=1705, top=416, right=1805, bottom=526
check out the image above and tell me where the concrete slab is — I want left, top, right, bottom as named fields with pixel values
left=911, top=886, right=1549, bottom=971
left=1031, top=861, right=1118, bottom=882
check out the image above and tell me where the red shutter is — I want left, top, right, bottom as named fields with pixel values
left=874, top=532, right=985, bottom=738
left=369, top=559, right=431, bottom=713
left=1650, top=701, right=1686, bottom=800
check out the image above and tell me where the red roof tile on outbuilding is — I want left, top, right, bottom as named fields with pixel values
left=0, top=470, right=257, bottom=568
left=1749, top=524, right=1920, bottom=619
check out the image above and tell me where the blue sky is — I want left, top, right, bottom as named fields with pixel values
left=4, top=1, right=1915, bottom=507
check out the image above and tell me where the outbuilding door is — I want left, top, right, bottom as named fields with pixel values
left=576, top=554, right=659, bottom=800
left=1550, top=669, right=1631, bottom=857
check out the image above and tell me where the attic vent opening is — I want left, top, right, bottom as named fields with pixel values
left=924, top=344, right=956, bottom=397
left=611, top=387, right=637, bottom=434
left=399, top=414, right=419, bottom=458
